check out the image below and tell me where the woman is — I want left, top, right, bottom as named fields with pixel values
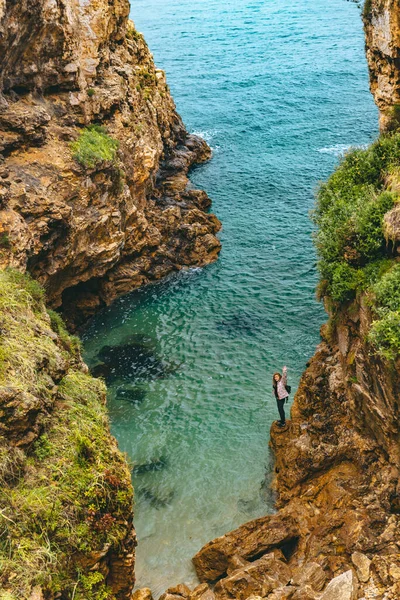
left=273, top=366, right=288, bottom=427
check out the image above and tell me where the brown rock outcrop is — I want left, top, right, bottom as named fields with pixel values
left=0, top=0, right=221, bottom=328
left=193, top=514, right=299, bottom=582
left=192, top=293, right=400, bottom=599
left=364, top=0, right=400, bottom=130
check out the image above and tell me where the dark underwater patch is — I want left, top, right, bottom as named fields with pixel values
left=115, top=386, right=147, bottom=406
left=136, top=485, right=175, bottom=509
left=215, top=311, right=263, bottom=337
left=93, top=334, right=177, bottom=383
left=132, top=456, right=168, bottom=476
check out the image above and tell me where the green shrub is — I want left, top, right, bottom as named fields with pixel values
left=373, top=262, right=400, bottom=312
left=363, top=0, right=372, bottom=20
left=314, top=134, right=400, bottom=303
left=368, top=311, right=400, bottom=360
left=33, top=434, right=53, bottom=460
left=87, top=88, right=95, bottom=97
left=71, top=125, right=119, bottom=169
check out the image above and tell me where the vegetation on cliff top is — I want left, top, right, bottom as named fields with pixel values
left=71, top=125, right=119, bottom=169
left=0, top=269, right=134, bottom=600
left=314, top=133, right=400, bottom=359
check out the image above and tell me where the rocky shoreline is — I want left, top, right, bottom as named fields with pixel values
left=1, top=0, right=400, bottom=599
left=0, top=0, right=221, bottom=330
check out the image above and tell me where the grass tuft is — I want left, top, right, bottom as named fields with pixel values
left=71, top=125, right=119, bottom=169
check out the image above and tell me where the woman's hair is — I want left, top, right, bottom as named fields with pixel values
left=272, top=372, right=281, bottom=387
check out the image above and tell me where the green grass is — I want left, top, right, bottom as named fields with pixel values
left=0, top=269, right=133, bottom=599
left=314, top=133, right=400, bottom=359
left=71, top=125, right=119, bottom=169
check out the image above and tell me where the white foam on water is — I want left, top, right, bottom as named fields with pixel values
left=318, top=143, right=369, bottom=157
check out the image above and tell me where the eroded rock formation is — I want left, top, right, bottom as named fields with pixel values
left=189, top=297, right=400, bottom=599
left=364, top=0, right=400, bottom=130
left=0, top=0, right=221, bottom=328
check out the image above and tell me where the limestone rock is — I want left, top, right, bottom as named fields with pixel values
left=364, top=0, right=400, bottom=130
left=291, top=562, right=326, bottom=592
left=214, top=552, right=291, bottom=600
left=0, top=0, right=221, bottom=330
left=319, top=571, right=358, bottom=600
left=291, top=585, right=320, bottom=600
left=266, top=586, right=296, bottom=599
left=227, top=555, right=251, bottom=574
left=166, top=584, right=191, bottom=597
left=132, top=589, right=154, bottom=600
left=351, top=552, right=371, bottom=583
left=189, top=584, right=215, bottom=600
left=193, top=514, right=298, bottom=581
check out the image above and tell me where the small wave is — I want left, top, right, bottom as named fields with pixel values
left=318, top=143, right=368, bottom=157
left=191, top=129, right=219, bottom=143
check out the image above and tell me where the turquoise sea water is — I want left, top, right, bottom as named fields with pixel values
left=83, top=0, right=378, bottom=593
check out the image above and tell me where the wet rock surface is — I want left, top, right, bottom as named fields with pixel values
left=0, top=0, right=221, bottom=330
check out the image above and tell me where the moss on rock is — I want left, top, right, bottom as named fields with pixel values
left=0, top=269, right=135, bottom=600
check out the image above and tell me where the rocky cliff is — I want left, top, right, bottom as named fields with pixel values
left=364, top=0, right=400, bottom=130
left=0, top=0, right=221, bottom=329
left=187, top=297, right=400, bottom=600
left=0, top=269, right=135, bottom=600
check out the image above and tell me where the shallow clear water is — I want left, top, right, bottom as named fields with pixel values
left=82, top=0, right=378, bottom=593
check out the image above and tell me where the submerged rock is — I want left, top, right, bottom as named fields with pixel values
left=116, top=387, right=147, bottom=406
left=98, top=342, right=166, bottom=381
left=215, top=312, right=263, bottom=337
left=132, top=457, right=168, bottom=475
left=136, top=484, right=174, bottom=509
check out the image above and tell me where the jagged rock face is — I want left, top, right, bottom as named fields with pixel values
left=192, top=299, right=400, bottom=599
left=364, top=0, right=400, bottom=130
left=0, top=0, right=221, bottom=328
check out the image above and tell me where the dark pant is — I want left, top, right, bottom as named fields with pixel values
left=277, top=398, right=287, bottom=424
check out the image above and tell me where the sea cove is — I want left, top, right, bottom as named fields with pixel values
left=82, top=0, right=378, bottom=593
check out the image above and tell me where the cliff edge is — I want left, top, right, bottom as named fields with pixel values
left=0, top=0, right=221, bottom=329
left=0, top=270, right=135, bottom=600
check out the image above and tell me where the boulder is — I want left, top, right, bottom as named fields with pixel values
left=319, top=570, right=358, bottom=600
left=214, top=552, right=291, bottom=600
left=132, top=589, right=153, bottom=600
left=351, top=552, right=371, bottom=584
left=291, top=562, right=326, bottom=592
left=227, top=555, right=250, bottom=574
left=160, top=594, right=186, bottom=600
left=266, top=586, right=296, bottom=599
left=189, top=584, right=215, bottom=600
left=193, top=513, right=298, bottom=581
left=166, top=585, right=191, bottom=598
left=291, top=585, right=320, bottom=600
